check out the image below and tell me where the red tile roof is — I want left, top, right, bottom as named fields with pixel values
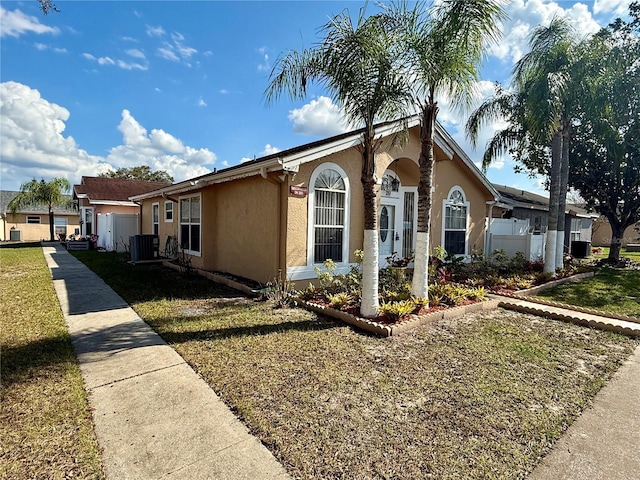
left=73, top=177, right=171, bottom=202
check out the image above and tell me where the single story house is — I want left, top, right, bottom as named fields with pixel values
left=73, top=176, right=171, bottom=238
left=490, top=184, right=598, bottom=254
left=0, top=190, right=79, bottom=242
left=591, top=218, right=640, bottom=247
left=131, top=117, right=502, bottom=284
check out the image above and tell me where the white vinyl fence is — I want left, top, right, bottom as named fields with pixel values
left=97, top=213, right=139, bottom=252
left=486, top=218, right=545, bottom=261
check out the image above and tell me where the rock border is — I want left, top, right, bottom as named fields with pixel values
left=297, top=298, right=501, bottom=337
left=497, top=271, right=640, bottom=325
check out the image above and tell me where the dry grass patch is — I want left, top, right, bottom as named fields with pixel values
left=137, top=299, right=637, bottom=479
left=71, top=251, right=637, bottom=479
left=0, top=245, right=103, bottom=479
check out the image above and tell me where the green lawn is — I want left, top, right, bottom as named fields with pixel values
left=71, top=250, right=638, bottom=480
left=536, top=267, right=640, bottom=317
left=0, top=244, right=104, bottom=480
left=591, top=246, right=640, bottom=262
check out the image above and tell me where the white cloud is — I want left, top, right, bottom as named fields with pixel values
left=219, top=89, right=228, bottom=95
left=126, top=48, right=145, bottom=59
left=107, top=110, right=214, bottom=182
left=156, top=31, right=197, bottom=65
left=0, top=81, right=106, bottom=189
left=198, top=97, right=207, bottom=107
left=593, top=0, right=632, bottom=15
left=83, top=53, right=116, bottom=66
left=0, top=82, right=216, bottom=190
left=116, top=59, right=148, bottom=71
left=288, top=96, right=349, bottom=137
left=257, top=46, right=270, bottom=72
left=491, top=0, right=601, bottom=64
left=146, top=25, right=165, bottom=37
left=0, top=6, right=60, bottom=38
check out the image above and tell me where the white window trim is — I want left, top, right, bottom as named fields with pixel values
left=179, top=193, right=202, bottom=257
left=164, top=200, right=174, bottom=222
left=287, top=163, right=350, bottom=280
left=441, top=185, right=470, bottom=258
left=152, top=202, right=160, bottom=234
left=26, top=215, right=41, bottom=224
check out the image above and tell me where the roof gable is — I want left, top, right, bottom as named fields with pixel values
left=74, top=177, right=172, bottom=203
left=131, top=116, right=499, bottom=201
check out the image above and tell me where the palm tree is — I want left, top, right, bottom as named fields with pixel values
left=513, top=16, right=580, bottom=273
left=388, top=0, right=506, bottom=300
left=8, top=178, right=73, bottom=241
left=467, top=16, right=580, bottom=275
left=265, top=8, right=412, bottom=317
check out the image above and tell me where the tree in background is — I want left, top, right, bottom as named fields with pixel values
left=392, top=0, right=506, bottom=300
left=37, top=0, right=58, bottom=14
left=8, top=178, right=73, bottom=242
left=266, top=7, right=412, bottom=317
left=99, top=166, right=174, bottom=183
left=569, top=3, right=640, bottom=260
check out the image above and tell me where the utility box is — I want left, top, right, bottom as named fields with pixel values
left=130, top=234, right=159, bottom=262
left=571, top=241, right=591, bottom=258
left=9, top=229, right=21, bottom=241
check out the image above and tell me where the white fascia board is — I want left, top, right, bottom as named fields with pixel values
left=89, top=200, right=139, bottom=207
left=435, top=123, right=499, bottom=201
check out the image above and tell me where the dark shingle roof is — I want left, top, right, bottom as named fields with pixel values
left=73, top=177, right=172, bottom=202
left=0, top=190, right=77, bottom=214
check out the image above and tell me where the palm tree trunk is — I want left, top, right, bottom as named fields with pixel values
left=48, top=208, right=55, bottom=242
left=360, top=130, right=379, bottom=318
left=556, top=119, right=570, bottom=268
left=411, top=102, right=438, bottom=300
left=544, top=130, right=562, bottom=275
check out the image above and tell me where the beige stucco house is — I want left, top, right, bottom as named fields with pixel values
left=73, top=177, right=171, bottom=237
left=1, top=190, right=79, bottom=242
left=591, top=217, right=640, bottom=247
left=131, top=118, right=501, bottom=284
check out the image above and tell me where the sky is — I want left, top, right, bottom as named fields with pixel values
left=0, top=0, right=634, bottom=195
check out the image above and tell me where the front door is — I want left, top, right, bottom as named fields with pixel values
left=379, top=189, right=417, bottom=267
left=81, top=207, right=94, bottom=237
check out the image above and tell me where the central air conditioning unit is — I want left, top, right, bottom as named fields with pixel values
left=129, top=234, right=159, bottom=262
left=9, top=229, right=22, bottom=241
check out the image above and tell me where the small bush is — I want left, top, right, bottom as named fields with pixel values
left=265, top=270, right=295, bottom=308
left=379, top=300, right=415, bottom=321
left=327, top=292, right=353, bottom=309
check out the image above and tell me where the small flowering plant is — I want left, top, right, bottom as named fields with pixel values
left=385, top=251, right=413, bottom=268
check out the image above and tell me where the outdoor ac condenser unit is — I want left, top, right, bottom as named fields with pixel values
left=9, top=229, right=21, bottom=241
left=129, top=234, right=159, bottom=262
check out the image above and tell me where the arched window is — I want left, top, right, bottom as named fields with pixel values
left=311, top=166, right=348, bottom=263
left=443, top=186, right=469, bottom=256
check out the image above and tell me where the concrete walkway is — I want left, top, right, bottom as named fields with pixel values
left=43, top=243, right=639, bottom=479
left=43, top=244, right=290, bottom=480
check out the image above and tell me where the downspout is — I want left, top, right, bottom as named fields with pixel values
left=260, top=166, right=289, bottom=279
left=132, top=200, right=142, bottom=235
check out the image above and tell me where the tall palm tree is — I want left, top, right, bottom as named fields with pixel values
left=513, top=16, right=580, bottom=273
left=8, top=178, right=72, bottom=241
left=388, top=0, right=506, bottom=300
left=467, top=16, right=580, bottom=275
left=265, top=8, right=412, bottom=317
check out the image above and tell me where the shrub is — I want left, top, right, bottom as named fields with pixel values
left=379, top=300, right=415, bottom=321
left=265, top=270, right=295, bottom=308
left=327, top=292, right=353, bottom=309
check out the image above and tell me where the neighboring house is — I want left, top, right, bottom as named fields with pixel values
left=591, top=217, right=640, bottom=247
left=73, top=176, right=172, bottom=237
left=0, top=190, right=79, bottom=242
left=132, top=117, right=501, bottom=284
left=490, top=184, right=598, bottom=255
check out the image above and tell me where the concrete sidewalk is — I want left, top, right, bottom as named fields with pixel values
left=528, top=344, right=640, bottom=480
left=43, top=244, right=290, bottom=480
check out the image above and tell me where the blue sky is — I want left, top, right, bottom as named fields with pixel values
left=0, top=0, right=633, bottom=194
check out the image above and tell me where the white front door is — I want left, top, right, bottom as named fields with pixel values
left=379, top=189, right=418, bottom=267
left=379, top=203, right=397, bottom=265
left=81, top=207, right=94, bottom=236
